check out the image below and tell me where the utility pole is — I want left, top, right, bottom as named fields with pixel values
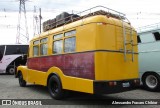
left=16, top=0, right=29, bottom=44
left=33, top=6, right=39, bottom=36
left=4, top=8, right=6, bottom=18
left=39, top=8, right=42, bottom=33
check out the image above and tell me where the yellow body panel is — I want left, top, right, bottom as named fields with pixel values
left=76, top=23, right=97, bottom=52
left=18, top=66, right=93, bottom=93
left=93, top=17, right=138, bottom=80
left=95, top=52, right=138, bottom=80
left=27, top=69, right=47, bottom=85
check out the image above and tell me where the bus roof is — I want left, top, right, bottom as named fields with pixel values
left=137, top=22, right=160, bottom=34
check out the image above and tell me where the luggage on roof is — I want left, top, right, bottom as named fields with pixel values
left=56, top=12, right=70, bottom=26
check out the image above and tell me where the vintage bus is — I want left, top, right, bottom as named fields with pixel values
left=15, top=6, right=140, bottom=99
left=137, top=23, right=160, bottom=91
left=0, top=44, right=28, bottom=74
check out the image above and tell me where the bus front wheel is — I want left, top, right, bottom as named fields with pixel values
left=18, top=72, right=26, bottom=87
left=48, top=75, right=65, bottom=100
left=143, top=73, right=160, bottom=91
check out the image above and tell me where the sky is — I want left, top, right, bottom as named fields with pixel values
left=0, top=0, right=160, bottom=44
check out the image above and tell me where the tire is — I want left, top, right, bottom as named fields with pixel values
left=18, top=72, right=26, bottom=87
left=7, top=66, right=15, bottom=75
left=142, top=73, right=160, bottom=91
left=48, top=75, right=65, bottom=100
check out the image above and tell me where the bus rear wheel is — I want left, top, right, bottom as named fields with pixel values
left=18, top=72, right=26, bottom=87
left=7, top=66, right=15, bottom=75
left=143, top=73, right=160, bottom=91
left=48, top=75, right=65, bottom=100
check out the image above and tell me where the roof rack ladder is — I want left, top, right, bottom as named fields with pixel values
left=122, top=20, right=127, bottom=61
left=130, top=25, right=134, bottom=62
left=122, top=20, right=134, bottom=62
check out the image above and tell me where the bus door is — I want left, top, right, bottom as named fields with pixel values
left=0, top=45, right=5, bottom=61
left=0, top=45, right=6, bottom=72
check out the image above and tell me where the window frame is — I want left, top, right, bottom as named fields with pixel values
left=52, top=29, right=76, bottom=55
left=64, top=30, right=76, bottom=37
left=53, top=33, right=63, bottom=40
left=33, top=40, right=40, bottom=57
left=40, top=38, right=48, bottom=56
left=53, top=33, right=64, bottom=54
left=64, top=36, right=76, bottom=53
left=5, top=45, right=28, bottom=55
left=53, top=40, right=63, bottom=54
left=64, top=30, right=76, bottom=53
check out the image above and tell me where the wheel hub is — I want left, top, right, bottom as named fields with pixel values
left=9, top=68, right=15, bottom=74
left=51, top=81, right=59, bottom=93
left=146, top=75, right=158, bottom=89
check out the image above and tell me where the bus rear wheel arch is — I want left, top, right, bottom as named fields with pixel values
left=47, top=74, right=65, bottom=100
left=142, top=72, right=160, bottom=91
left=18, top=71, right=26, bottom=87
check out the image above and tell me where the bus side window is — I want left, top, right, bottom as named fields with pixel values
left=64, top=30, right=76, bottom=53
left=64, top=37, right=76, bottom=52
left=54, top=34, right=63, bottom=39
left=53, top=33, right=63, bottom=54
left=40, top=38, right=48, bottom=55
left=33, top=40, right=39, bottom=57
left=64, top=30, right=76, bottom=37
left=53, top=40, right=63, bottom=54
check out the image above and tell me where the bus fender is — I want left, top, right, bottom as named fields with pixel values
left=46, top=67, right=65, bottom=87
left=16, top=66, right=28, bottom=81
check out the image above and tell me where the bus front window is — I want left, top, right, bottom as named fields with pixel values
left=5, top=45, right=28, bottom=55
left=0, top=45, right=5, bottom=61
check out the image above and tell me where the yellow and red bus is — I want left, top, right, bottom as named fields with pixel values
left=15, top=6, right=140, bottom=99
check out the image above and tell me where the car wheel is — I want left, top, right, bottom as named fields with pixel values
left=143, top=73, right=160, bottom=91
left=7, top=66, right=15, bottom=75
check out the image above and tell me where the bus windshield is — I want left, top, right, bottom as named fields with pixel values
left=5, top=45, right=28, bottom=55
left=0, top=45, right=5, bottom=61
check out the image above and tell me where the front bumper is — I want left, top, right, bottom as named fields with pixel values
left=93, top=78, right=140, bottom=94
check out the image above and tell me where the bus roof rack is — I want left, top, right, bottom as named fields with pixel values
left=43, top=5, right=129, bottom=32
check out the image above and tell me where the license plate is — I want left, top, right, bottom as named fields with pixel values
left=122, top=82, right=130, bottom=87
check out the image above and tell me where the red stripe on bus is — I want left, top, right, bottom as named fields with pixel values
left=27, top=52, right=95, bottom=80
